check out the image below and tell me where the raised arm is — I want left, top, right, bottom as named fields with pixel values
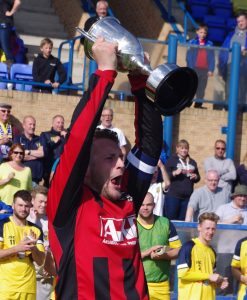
left=47, top=38, right=118, bottom=227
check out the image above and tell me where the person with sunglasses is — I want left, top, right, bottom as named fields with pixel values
left=0, top=143, right=32, bottom=205
left=204, top=139, right=236, bottom=198
left=0, top=103, right=13, bottom=162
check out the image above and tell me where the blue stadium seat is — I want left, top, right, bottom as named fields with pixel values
left=211, top=0, right=233, bottom=18
left=0, top=62, right=8, bottom=89
left=203, top=15, right=227, bottom=44
left=226, top=17, right=237, bottom=31
left=10, top=63, right=33, bottom=91
left=187, top=0, right=210, bottom=22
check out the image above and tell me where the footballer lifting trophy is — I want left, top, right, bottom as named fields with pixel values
left=76, top=17, right=198, bottom=116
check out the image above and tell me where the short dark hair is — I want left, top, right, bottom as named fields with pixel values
left=94, top=128, right=119, bottom=145
left=198, top=212, right=219, bottom=224
left=197, top=24, right=208, bottom=32
left=13, top=190, right=32, bottom=203
left=235, top=11, right=247, bottom=19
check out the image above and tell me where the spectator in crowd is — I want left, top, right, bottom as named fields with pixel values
left=27, top=185, right=56, bottom=300
left=185, top=170, right=230, bottom=222
left=236, top=152, right=247, bottom=186
left=204, top=139, right=236, bottom=197
left=137, top=192, right=181, bottom=300
left=84, top=0, right=109, bottom=32
left=47, top=38, right=163, bottom=299
left=14, top=116, right=44, bottom=186
left=40, top=115, right=67, bottom=187
left=231, top=236, right=247, bottom=300
left=216, top=184, right=247, bottom=224
left=0, top=0, right=21, bottom=65
left=148, top=159, right=170, bottom=216
left=177, top=212, right=228, bottom=300
left=0, top=190, right=45, bottom=300
left=32, top=38, right=66, bottom=93
left=164, top=139, right=200, bottom=220
left=97, top=107, right=128, bottom=159
left=218, top=12, right=247, bottom=106
left=186, top=24, right=215, bottom=108
left=0, top=143, right=32, bottom=205
left=0, top=103, right=13, bottom=162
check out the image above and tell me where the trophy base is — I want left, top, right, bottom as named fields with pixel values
left=146, top=64, right=198, bottom=116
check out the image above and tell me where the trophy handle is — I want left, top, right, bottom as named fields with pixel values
left=76, top=27, right=96, bottom=43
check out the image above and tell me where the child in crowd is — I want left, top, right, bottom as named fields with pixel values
left=186, top=24, right=215, bottom=108
left=32, top=38, right=66, bottom=93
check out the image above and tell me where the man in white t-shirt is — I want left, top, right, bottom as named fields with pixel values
left=97, top=108, right=127, bottom=159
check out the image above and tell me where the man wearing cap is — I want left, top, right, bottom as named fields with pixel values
left=0, top=103, right=13, bottom=162
left=215, top=185, right=247, bottom=224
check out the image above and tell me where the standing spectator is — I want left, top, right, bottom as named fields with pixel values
left=137, top=192, right=181, bottom=300
left=32, top=38, right=66, bottom=93
left=40, top=115, right=67, bottom=187
left=97, top=107, right=128, bottom=159
left=0, top=190, right=45, bottom=300
left=148, top=159, right=170, bottom=216
left=236, top=152, right=247, bottom=186
left=185, top=170, right=230, bottom=222
left=218, top=12, right=247, bottom=106
left=231, top=236, right=247, bottom=300
left=216, top=184, right=247, bottom=224
left=204, top=139, right=236, bottom=197
left=47, top=38, right=163, bottom=299
left=177, top=212, right=228, bottom=300
left=186, top=24, right=215, bottom=108
left=14, top=116, right=44, bottom=186
left=164, top=139, right=200, bottom=220
left=84, top=0, right=109, bottom=32
left=0, top=103, right=13, bottom=162
left=0, top=0, right=21, bottom=65
left=0, top=143, right=32, bottom=205
left=27, top=186, right=56, bottom=300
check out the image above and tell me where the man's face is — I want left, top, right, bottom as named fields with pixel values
left=176, top=145, right=189, bottom=159
left=206, top=172, right=219, bottom=192
left=12, top=197, right=31, bottom=220
left=41, top=43, right=53, bottom=58
left=32, top=193, right=47, bottom=216
left=100, top=109, right=113, bottom=128
left=85, top=138, right=124, bottom=201
left=214, top=142, right=226, bottom=159
left=23, top=117, right=36, bottom=136
left=138, top=194, right=155, bottom=220
left=0, top=107, right=11, bottom=123
left=198, top=220, right=217, bottom=244
left=96, top=2, right=108, bottom=17
left=233, top=195, right=247, bottom=208
left=52, top=116, right=64, bottom=132
left=237, top=15, right=247, bottom=31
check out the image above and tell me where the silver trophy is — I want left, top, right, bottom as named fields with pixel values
left=77, top=17, right=198, bottom=116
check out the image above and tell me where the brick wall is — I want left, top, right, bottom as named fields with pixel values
left=1, top=90, right=246, bottom=187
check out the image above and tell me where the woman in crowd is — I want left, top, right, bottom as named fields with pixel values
left=236, top=152, right=247, bottom=186
left=0, top=143, right=32, bottom=205
left=164, top=139, right=200, bottom=220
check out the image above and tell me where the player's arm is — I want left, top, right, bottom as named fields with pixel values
left=47, top=38, right=118, bottom=226
left=122, top=73, right=162, bottom=213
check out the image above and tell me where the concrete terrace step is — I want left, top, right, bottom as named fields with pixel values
left=15, top=11, right=61, bottom=24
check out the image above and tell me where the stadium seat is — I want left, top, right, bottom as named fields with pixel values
left=226, top=17, right=237, bottom=31
left=203, top=15, right=227, bottom=44
left=0, top=62, right=8, bottom=89
left=210, top=0, right=233, bottom=18
left=187, top=0, right=210, bottom=22
left=10, top=63, right=33, bottom=91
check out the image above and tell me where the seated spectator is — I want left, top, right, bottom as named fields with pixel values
left=148, top=159, right=170, bottom=216
left=186, top=24, right=215, bottom=109
left=97, top=108, right=128, bottom=159
left=164, top=139, right=200, bottom=220
left=216, top=185, right=247, bottom=224
left=14, top=116, right=44, bottom=186
left=0, top=103, right=13, bottom=162
left=40, top=115, right=67, bottom=187
left=204, top=139, right=236, bottom=197
left=0, top=143, right=32, bottom=205
left=185, top=170, right=230, bottom=222
left=236, top=152, right=247, bottom=186
left=32, top=38, right=66, bottom=93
